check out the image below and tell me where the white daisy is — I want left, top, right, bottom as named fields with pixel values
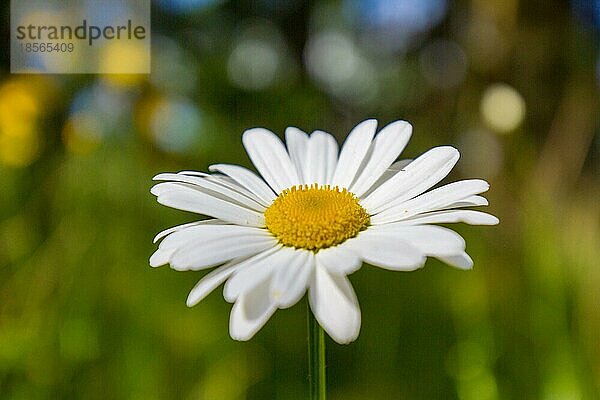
left=150, top=119, right=498, bottom=344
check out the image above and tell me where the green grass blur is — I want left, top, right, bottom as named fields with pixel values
left=0, top=0, right=599, bottom=399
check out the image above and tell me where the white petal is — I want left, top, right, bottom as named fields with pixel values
left=448, top=195, right=489, bottom=208
left=177, top=170, right=261, bottom=201
left=371, top=179, right=490, bottom=224
left=242, top=128, right=300, bottom=193
left=437, top=252, right=474, bottom=270
left=171, top=237, right=276, bottom=271
left=396, top=210, right=499, bottom=225
left=316, top=244, right=362, bottom=275
left=153, top=173, right=266, bottom=212
left=153, top=219, right=222, bottom=244
left=151, top=224, right=243, bottom=268
left=209, top=164, right=276, bottom=206
left=361, top=146, right=459, bottom=213
left=149, top=248, right=172, bottom=267
left=309, top=264, right=361, bottom=344
left=166, top=226, right=277, bottom=271
left=152, top=223, right=240, bottom=268
left=158, top=224, right=245, bottom=251
left=152, top=182, right=265, bottom=226
left=344, top=230, right=426, bottom=270
left=204, top=174, right=270, bottom=207
left=177, top=170, right=207, bottom=177
left=285, top=127, right=310, bottom=184
left=270, top=249, right=313, bottom=308
left=360, top=159, right=412, bottom=198
left=331, top=119, right=377, bottom=189
left=389, top=159, right=413, bottom=170
left=404, top=179, right=490, bottom=212
left=223, top=246, right=284, bottom=302
left=368, top=225, right=465, bottom=257
left=349, top=120, right=412, bottom=197
left=186, top=258, right=242, bottom=306
left=305, top=130, right=339, bottom=185
left=229, top=278, right=277, bottom=341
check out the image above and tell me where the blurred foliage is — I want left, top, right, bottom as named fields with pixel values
left=1, top=0, right=599, bottom=399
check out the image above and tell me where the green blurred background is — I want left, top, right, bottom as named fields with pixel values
left=1, top=0, right=599, bottom=399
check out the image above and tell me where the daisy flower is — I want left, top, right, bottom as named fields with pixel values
left=150, top=119, right=498, bottom=344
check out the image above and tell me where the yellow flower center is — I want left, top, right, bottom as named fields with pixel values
left=265, top=184, right=370, bottom=251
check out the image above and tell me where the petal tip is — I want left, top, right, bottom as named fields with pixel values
left=326, top=315, right=361, bottom=344
left=390, top=119, right=413, bottom=130
left=222, top=284, right=237, bottom=303
left=332, top=327, right=360, bottom=344
left=149, top=252, right=168, bottom=268
left=186, top=295, right=199, bottom=307
left=229, top=332, right=252, bottom=341
left=150, top=185, right=161, bottom=196
left=285, top=126, right=306, bottom=135
left=242, top=127, right=273, bottom=142
left=361, top=118, right=378, bottom=129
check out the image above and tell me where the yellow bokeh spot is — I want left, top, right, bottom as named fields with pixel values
left=100, top=41, right=149, bottom=86
left=265, top=184, right=370, bottom=251
left=0, top=80, right=44, bottom=167
left=0, top=82, right=39, bottom=138
left=0, top=134, right=40, bottom=167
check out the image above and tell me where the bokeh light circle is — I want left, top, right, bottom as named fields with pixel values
left=480, top=84, right=526, bottom=133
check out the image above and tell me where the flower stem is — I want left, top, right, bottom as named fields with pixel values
left=308, top=304, right=326, bottom=400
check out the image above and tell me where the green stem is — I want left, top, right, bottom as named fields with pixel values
left=308, top=304, right=326, bottom=400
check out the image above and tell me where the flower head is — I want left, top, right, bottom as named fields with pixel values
left=150, top=119, right=498, bottom=343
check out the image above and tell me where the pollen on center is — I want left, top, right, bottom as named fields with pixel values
left=264, top=184, right=370, bottom=251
